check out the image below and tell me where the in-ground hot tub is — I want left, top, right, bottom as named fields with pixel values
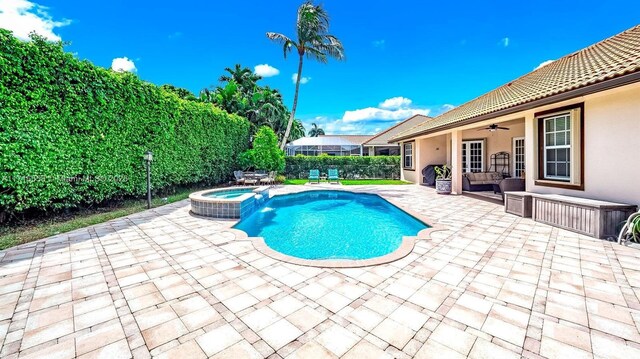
left=189, top=186, right=269, bottom=219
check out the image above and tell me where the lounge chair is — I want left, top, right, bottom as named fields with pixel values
left=233, top=171, right=245, bottom=186
left=308, top=169, right=320, bottom=184
left=260, top=171, right=276, bottom=186
left=328, top=168, right=339, bottom=184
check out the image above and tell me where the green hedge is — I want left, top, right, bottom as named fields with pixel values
left=284, top=155, right=400, bottom=179
left=0, top=30, right=250, bottom=217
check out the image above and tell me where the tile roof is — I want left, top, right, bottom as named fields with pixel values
left=363, top=115, right=432, bottom=146
left=391, top=24, right=640, bottom=141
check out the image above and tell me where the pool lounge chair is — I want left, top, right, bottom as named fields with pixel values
left=308, top=169, right=320, bottom=184
left=328, top=168, right=339, bottom=184
left=233, top=171, right=245, bottom=185
left=260, top=171, right=276, bottom=186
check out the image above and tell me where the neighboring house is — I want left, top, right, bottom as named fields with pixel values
left=285, top=135, right=372, bottom=156
left=390, top=24, right=640, bottom=206
left=362, top=115, right=432, bottom=156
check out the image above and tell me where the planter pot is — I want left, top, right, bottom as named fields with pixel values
left=435, top=179, right=452, bottom=194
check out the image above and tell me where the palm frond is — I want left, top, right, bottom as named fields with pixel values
left=266, top=32, right=297, bottom=59
left=304, top=47, right=327, bottom=64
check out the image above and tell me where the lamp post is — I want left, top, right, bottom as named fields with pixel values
left=143, top=151, right=153, bottom=209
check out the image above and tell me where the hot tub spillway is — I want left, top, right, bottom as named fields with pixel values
left=189, top=186, right=270, bottom=219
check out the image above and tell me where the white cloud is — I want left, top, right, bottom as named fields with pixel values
left=442, top=104, right=456, bottom=111
left=535, top=59, right=554, bottom=70
left=501, top=37, right=510, bottom=47
left=379, top=96, right=412, bottom=110
left=292, top=73, right=310, bottom=84
left=111, top=57, right=136, bottom=72
left=302, top=98, right=452, bottom=135
left=343, top=107, right=429, bottom=123
left=254, top=64, right=280, bottom=77
left=342, top=96, right=429, bottom=123
left=0, top=0, right=71, bottom=41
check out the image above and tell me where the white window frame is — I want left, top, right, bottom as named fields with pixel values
left=542, top=113, right=571, bottom=181
left=512, top=137, right=525, bottom=178
left=403, top=142, right=413, bottom=169
left=462, top=140, right=485, bottom=173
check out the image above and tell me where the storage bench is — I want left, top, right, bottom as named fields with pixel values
left=504, top=192, right=532, bottom=218
left=530, top=194, right=637, bottom=239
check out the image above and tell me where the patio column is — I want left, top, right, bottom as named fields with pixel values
left=451, top=130, right=463, bottom=194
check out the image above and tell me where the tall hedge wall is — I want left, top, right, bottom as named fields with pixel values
left=0, top=30, right=250, bottom=217
left=284, top=156, right=400, bottom=179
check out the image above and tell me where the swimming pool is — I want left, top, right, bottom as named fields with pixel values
left=233, top=190, right=428, bottom=260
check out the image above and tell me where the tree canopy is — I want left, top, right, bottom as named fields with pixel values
left=200, top=64, right=305, bottom=144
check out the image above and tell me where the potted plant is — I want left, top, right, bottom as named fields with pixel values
left=434, top=164, right=452, bottom=194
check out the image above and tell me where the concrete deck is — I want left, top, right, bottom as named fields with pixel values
left=1, top=184, right=639, bottom=358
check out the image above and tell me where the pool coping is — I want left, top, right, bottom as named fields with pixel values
left=189, top=186, right=270, bottom=203
left=224, top=187, right=447, bottom=268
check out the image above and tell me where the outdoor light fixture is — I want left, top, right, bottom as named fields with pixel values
left=144, top=151, right=153, bottom=209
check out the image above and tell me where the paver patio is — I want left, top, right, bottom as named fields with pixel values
left=1, top=185, right=640, bottom=358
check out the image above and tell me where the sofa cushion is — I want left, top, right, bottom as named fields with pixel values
left=465, top=172, right=503, bottom=182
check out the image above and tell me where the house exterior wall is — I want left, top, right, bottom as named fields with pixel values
left=401, top=82, right=640, bottom=205
left=400, top=136, right=447, bottom=184
left=527, top=83, right=640, bottom=205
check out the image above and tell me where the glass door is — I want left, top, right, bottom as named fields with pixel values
left=462, top=140, right=484, bottom=173
left=513, top=137, right=525, bottom=177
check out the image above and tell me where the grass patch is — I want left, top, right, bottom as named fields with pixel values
left=283, top=179, right=309, bottom=185
left=0, top=186, right=205, bottom=251
left=340, top=179, right=411, bottom=185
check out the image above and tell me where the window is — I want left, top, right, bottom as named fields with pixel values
left=403, top=142, right=413, bottom=169
left=543, top=114, right=571, bottom=180
left=513, top=137, right=525, bottom=178
left=462, top=140, right=484, bottom=173
left=536, top=103, right=584, bottom=189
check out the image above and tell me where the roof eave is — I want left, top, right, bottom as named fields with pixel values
left=391, top=71, right=640, bottom=142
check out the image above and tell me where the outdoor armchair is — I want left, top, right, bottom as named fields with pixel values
left=308, top=169, right=320, bottom=184
left=328, top=168, right=339, bottom=184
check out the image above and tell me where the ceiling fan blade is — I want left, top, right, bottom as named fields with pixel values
left=477, top=128, right=488, bottom=131
left=497, top=127, right=510, bottom=130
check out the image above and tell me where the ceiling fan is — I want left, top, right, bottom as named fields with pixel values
left=478, top=124, right=510, bottom=132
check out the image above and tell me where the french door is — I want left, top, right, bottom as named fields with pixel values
left=462, top=140, right=484, bottom=173
left=513, top=137, right=525, bottom=177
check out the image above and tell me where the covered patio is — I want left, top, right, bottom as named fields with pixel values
left=400, top=118, right=525, bottom=197
left=1, top=185, right=639, bottom=358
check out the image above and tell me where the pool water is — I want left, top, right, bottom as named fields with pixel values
left=204, top=189, right=253, bottom=199
left=233, top=190, right=428, bottom=260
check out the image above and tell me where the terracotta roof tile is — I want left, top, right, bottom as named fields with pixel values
left=392, top=24, right=640, bottom=141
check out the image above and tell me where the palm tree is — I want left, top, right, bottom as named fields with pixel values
left=219, top=64, right=261, bottom=91
left=289, top=120, right=306, bottom=142
left=266, top=1, right=344, bottom=150
left=307, top=123, right=325, bottom=137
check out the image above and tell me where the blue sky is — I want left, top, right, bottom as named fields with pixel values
left=2, top=1, right=639, bottom=135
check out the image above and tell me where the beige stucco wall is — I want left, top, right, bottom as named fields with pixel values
left=400, top=136, right=447, bottom=183
left=527, top=83, right=640, bottom=205
left=401, top=82, right=640, bottom=205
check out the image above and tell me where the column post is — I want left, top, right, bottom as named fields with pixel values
left=451, top=130, right=463, bottom=195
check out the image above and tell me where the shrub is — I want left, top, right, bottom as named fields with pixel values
left=0, top=30, right=250, bottom=218
left=239, top=127, right=285, bottom=172
left=284, top=156, right=400, bottom=179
